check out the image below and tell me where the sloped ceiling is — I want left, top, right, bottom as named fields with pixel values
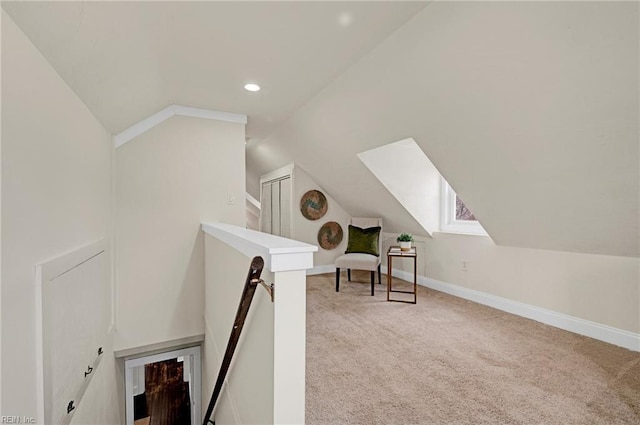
left=1, top=1, right=427, bottom=139
left=247, top=1, right=639, bottom=258
left=3, top=1, right=637, bottom=258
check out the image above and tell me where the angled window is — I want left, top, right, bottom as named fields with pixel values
left=357, top=138, right=441, bottom=235
left=440, top=179, right=488, bottom=236
left=455, top=195, right=476, bottom=221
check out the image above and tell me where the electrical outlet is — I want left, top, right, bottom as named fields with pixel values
left=461, top=260, right=468, bottom=271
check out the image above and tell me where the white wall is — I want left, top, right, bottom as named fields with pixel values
left=381, top=232, right=640, bottom=335
left=1, top=11, right=4, bottom=414
left=292, top=166, right=351, bottom=267
left=203, top=236, right=274, bottom=425
left=68, top=350, right=120, bottom=425
left=246, top=164, right=261, bottom=201
left=115, top=115, right=245, bottom=351
left=1, top=10, right=112, bottom=420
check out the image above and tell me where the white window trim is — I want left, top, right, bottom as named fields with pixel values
left=440, top=178, right=488, bottom=236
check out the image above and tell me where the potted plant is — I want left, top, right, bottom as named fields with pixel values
left=397, top=233, right=414, bottom=251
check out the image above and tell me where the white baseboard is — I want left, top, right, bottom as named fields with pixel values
left=381, top=266, right=640, bottom=352
left=306, top=264, right=336, bottom=275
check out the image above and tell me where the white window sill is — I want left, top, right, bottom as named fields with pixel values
left=434, top=229, right=490, bottom=237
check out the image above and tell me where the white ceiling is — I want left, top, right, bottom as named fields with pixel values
left=1, top=1, right=427, bottom=138
left=3, top=1, right=638, bottom=258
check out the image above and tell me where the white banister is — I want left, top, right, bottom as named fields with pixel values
left=246, top=192, right=261, bottom=210
left=201, top=222, right=316, bottom=272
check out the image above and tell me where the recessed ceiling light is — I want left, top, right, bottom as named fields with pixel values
left=338, top=12, right=353, bottom=27
left=244, top=83, right=260, bottom=92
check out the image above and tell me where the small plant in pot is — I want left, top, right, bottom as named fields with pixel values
left=397, top=233, right=414, bottom=251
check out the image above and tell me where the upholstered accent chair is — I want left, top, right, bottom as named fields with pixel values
left=335, top=217, right=383, bottom=296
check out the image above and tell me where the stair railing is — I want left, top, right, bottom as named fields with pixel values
left=202, top=256, right=273, bottom=425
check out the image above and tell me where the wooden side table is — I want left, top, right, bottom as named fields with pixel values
left=387, top=246, right=417, bottom=304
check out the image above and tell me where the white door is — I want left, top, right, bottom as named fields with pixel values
left=260, top=176, right=291, bottom=237
left=279, top=177, right=292, bottom=238
left=260, top=181, right=272, bottom=234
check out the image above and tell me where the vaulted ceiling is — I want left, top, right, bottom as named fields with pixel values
left=2, top=1, right=426, bottom=140
left=246, top=1, right=639, bottom=258
left=3, top=1, right=638, bottom=258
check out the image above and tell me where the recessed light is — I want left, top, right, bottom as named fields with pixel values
left=338, top=12, right=353, bottom=27
left=244, top=83, right=260, bottom=92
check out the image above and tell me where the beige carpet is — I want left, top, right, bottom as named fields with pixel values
left=306, top=272, right=640, bottom=425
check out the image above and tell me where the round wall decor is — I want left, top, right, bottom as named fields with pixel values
left=317, top=221, right=343, bottom=250
left=300, top=190, right=328, bottom=220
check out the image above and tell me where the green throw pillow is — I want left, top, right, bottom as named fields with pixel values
left=345, top=225, right=381, bottom=256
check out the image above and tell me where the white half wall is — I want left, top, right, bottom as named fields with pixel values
left=115, top=115, right=245, bottom=351
left=202, top=224, right=313, bottom=424
left=1, top=10, right=112, bottom=420
left=203, top=236, right=275, bottom=425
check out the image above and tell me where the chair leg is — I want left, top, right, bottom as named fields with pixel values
left=336, top=268, right=340, bottom=292
left=347, top=269, right=351, bottom=281
left=378, top=264, right=382, bottom=284
left=370, top=271, right=375, bottom=296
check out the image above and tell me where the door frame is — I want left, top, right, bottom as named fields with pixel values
left=124, top=346, right=202, bottom=425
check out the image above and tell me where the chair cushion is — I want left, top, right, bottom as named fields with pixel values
left=345, top=225, right=381, bottom=256
left=335, top=253, right=380, bottom=271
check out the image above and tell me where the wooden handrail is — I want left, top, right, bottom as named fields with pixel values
left=202, top=256, right=265, bottom=425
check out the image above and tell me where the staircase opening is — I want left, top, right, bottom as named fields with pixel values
left=125, top=346, right=202, bottom=425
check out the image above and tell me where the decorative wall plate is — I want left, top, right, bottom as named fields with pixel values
left=317, top=221, right=343, bottom=250
left=300, top=190, right=328, bottom=220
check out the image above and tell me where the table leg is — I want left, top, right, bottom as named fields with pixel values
left=413, top=256, right=417, bottom=304
left=387, top=255, right=391, bottom=301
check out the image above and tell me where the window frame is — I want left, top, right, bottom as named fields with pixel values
left=440, top=178, right=488, bottom=236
